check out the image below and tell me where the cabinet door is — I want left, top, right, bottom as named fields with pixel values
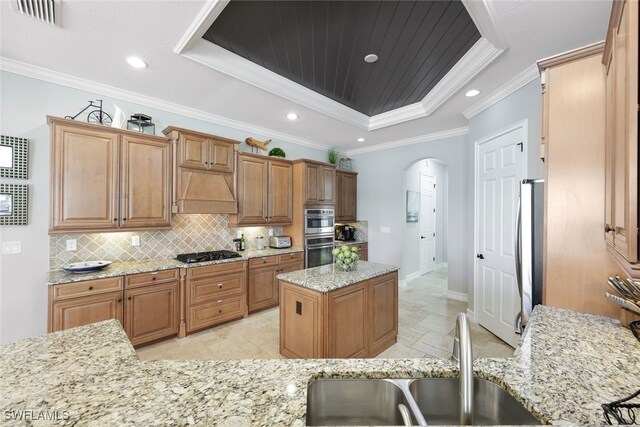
left=120, top=135, right=171, bottom=229
left=327, top=282, right=368, bottom=358
left=236, top=155, right=268, bottom=225
left=50, top=124, right=119, bottom=232
left=268, top=159, right=293, bottom=224
left=124, top=282, right=179, bottom=346
left=51, top=291, right=123, bottom=332
left=367, top=273, right=398, bottom=356
left=179, top=133, right=208, bottom=170
left=339, top=172, right=357, bottom=221
left=320, top=166, right=336, bottom=204
left=604, top=47, right=616, bottom=247
left=248, top=264, right=279, bottom=313
left=335, top=172, right=343, bottom=220
left=209, top=139, right=235, bottom=173
left=279, top=282, right=323, bottom=358
left=304, top=163, right=321, bottom=204
left=279, top=260, right=304, bottom=274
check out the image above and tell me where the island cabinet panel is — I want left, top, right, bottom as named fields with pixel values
left=50, top=291, right=123, bottom=332
left=280, top=282, right=323, bottom=358
left=248, top=263, right=279, bottom=313
left=368, top=274, right=398, bottom=355
left=124, top=282, right=179, bottom=346
left=326, top=283, right=368, bottom=358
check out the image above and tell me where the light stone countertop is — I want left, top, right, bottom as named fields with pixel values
left=1, top=305, right=638, bottom=425
left=47, top=247, right=304, bottom=286
left=276, top=261, right=398, bottom=292
left=334, top=240, right=368, bottom=245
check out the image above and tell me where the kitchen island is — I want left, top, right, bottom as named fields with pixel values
left=1, top=305, right=638, bottom=425
left=277, top=261, right=399, bottom=359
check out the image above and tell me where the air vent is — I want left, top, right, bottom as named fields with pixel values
left=14, top=0, right=55, bottom=25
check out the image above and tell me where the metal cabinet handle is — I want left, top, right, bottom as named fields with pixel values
left=217, top=299, right=222, bottom=303
left=117, top=299, right=122, bottom=303
left=605, top=224, right=614, bottom=233
left=123, top=218, right=127, bottom=221
left=128, top=297, right=132, bottom=300
left=88, top=286, right=94, bottom=290
left=217, top=284, right=223, bottom=289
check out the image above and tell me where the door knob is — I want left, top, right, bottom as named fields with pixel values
left=476, top=254, right=484, bottom=260
left=420, top=236, right=426, bottom=239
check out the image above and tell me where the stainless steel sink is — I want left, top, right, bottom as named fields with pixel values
left=306, top=378, right=541, bottom=426
left=306, top=379, right=417, bottom=426
left=409, top=378, right=541, bottom=425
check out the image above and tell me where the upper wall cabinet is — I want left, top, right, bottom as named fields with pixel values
left=48, top=117, right=171, bottom=234
left=163, top=127, right=239, bottom=214
left=336, top=171, right=357, bottom=222
left=229, top=152, right=292, bottom=226
left=603, top=0, right=639, bottom=278
left=295, top=160, right=336, bottom=206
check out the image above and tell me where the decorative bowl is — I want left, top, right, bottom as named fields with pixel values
left=62, top=260, right=112, bottom=273
left=334, top=254, right=358, bottom=271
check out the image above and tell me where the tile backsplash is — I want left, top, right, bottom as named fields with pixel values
left=49, top=214, right=283, bottom=270
left=342, top=220, right=368, bottom=241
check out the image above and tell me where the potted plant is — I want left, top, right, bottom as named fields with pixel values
left=328, top=148, right=339, bottom=165
left=268, top=147, right=286, bottom=158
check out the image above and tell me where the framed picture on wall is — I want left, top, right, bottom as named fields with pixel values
left=0, top=184, right=28, bottom=226
left=406, top=190, right=419, bottom=223
left=0, top=135, right=29, bottom=180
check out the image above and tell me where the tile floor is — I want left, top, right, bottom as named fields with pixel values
left=136, top=266, right=514, bottom=361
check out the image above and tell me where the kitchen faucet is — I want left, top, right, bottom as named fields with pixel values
left=451, top=313, right=474, bottom=425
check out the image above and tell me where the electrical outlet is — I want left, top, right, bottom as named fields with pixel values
left=380, top=226, right=391, bottom=234
left=131, top=235, right=140, bottom=247
left=1, top=241, right=21, bottom=254
left=66, top=239, right=77, bottom=251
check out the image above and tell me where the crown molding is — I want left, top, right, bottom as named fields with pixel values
left=462, top=0, right=509, bottom=49
left=0, top=57, right=331, bottom=152
left=176, top=1, right=504, bottom=131
left=346, top=127, right=469, bottom=157
left=462, top=64, right=540, bottom=119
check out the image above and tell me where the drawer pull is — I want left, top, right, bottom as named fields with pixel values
left=128, top=296, right=132, bottom=300
left=217, top=299, right=223, bottom=303
left=217, top=284, right=223, bottom=289
left=88, top=286, right=94, bottom=290
left=218, top=309, right=223, bottom=314
left=152, top=276, right=156, bottom=280
left=117, top=299, right=122, bottom=303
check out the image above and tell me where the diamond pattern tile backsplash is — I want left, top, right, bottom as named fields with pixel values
left=49, top=214, right=283, bottom=270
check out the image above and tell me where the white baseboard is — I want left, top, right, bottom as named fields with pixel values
left=405, top=271, right=423, bottom=282
left=434, top=262, right=448, bottom=270
left=447, top=290, right=469, bottom=302
left=466, top=308, right=476, bottom=322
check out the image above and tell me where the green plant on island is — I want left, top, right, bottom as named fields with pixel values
left=328, top=148, right=339, bottom=164
left=268, top=147, right=286, bottom=158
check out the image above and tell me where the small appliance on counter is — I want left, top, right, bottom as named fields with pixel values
left=176, top=250, right=241, bottom=264
left=335, top=224, right=355, bottom=241
left=269, top=236, right=292, bottom=249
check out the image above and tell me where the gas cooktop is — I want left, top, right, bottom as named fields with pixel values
left=176, top=250, right=242, bottom=264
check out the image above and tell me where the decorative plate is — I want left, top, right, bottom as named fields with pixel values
left=62, top=260, right=112, bottom=273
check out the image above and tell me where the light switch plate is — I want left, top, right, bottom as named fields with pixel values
left=1, top=241, right=21, bottom=254
left=380, top=226, right=391, bottom=233
left=131, top=235, right=140, bottom=246
left=66, top=239, right=77, bottom=251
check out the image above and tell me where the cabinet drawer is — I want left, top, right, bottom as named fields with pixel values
left=188, top=272, right=245, bottom=305
left=249, top=255, right=278, bottom=268
left=187, top=295, right=244, bottom=332
left=125, top=269, right=179, bottom=289
left=187, top=260, right=246, bottom=280
left=278, top=252, right=303, bottom=264
left=51, top=277, right=123, bottom=301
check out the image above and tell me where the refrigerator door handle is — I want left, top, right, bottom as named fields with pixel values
left=514, top=193, right=523, bottom=333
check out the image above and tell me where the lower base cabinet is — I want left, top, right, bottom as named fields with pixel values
left=248, top=253, right=304, bottom=313
left=279, top=271, right=398, bottom=359
left=50, top=291, right=124, bottom=332
left=124, top=282, right=179, bottom=346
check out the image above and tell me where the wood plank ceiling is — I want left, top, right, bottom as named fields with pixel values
left=203, top=1, right=481, bottom=117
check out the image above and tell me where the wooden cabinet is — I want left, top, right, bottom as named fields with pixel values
left=294, top=160, right=336, bottom=206
left=163, top=126, right=239, bottom=214
left=124, top=281, right=179, bottom=346
left=603, top=0, right=640, bottom=278
left=336, top=171, right=357, bottom=222
left=247, top=252, right=304, bottom=313
left=279, top=271, right=398, bottom=359
left=48, top=277, right=124, bottom=332
left=49, top=117, right=171, bottom=233
left=230, top=153, right=293, bottom=226
left=537, top=44, right=619, bottom=318
left=185, top=261, right=247, bottom=333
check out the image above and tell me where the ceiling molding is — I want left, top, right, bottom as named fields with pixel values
left=462, top=64, right=540, bottom=119
left=346, top=127, right=469, bottom=157
left=462, top=0, right=509, bottom=49
left=0, top=57, right=332, bottom=152
left=176, top=1, right=504, bottom=131
left=173, top=0, right=230, bottom=54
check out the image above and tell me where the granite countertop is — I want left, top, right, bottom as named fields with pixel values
left=1, top=305, right=638, bottom=425
left=276, top=261, right=398, bottom=292
left=47, top=247, right=304, bottom=285
left=334, top=240, right=368, bottom=245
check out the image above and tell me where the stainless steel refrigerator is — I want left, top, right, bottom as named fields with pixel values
left=515, top=179, right=544, bottom=333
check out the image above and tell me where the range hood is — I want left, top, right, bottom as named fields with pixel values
left=174, top=169, right=237, bottom=214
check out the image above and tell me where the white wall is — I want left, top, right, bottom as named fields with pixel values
left=402, top=159, right=448, bottom=278
left=0, top=71, right=327, bottom=344
left=351, top=134, right=470, bottom=296
left=466, top=79, right=543, bottom=311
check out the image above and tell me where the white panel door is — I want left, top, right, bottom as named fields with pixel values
left=420, top=173, right=436, bottom=274
left=476, top=125, right=524, bottom=347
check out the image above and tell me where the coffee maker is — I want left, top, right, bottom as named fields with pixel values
left=335, top=224, right=355, bottom=241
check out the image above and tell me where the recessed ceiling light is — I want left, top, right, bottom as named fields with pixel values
left=126, top=57, right=147, bottom=69
left=465, top=89, right=480, bottom=97
left=364, top=54, right=378, bottom=63
left=286, top=112, right=298, bottom=121
left=357, top=137, right=365, bottom=142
